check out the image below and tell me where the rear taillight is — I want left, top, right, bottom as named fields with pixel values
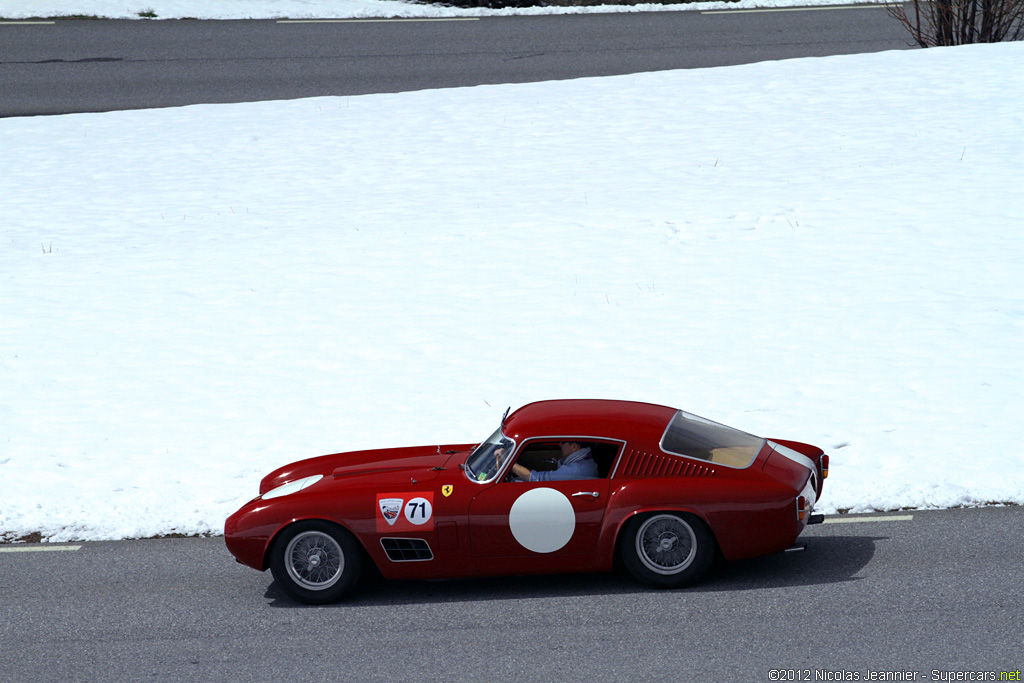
left=821, top=454, right=829, bottom=479
left=796, top=496, right=808, bottom=521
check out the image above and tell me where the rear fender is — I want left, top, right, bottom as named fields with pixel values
left=768, top=438, right=828, bottom=497
left=603, top=478, right=799, bottom=562
left=610, top=505, right=721, bottom=562
left=767, top=439, right=823, bottom=458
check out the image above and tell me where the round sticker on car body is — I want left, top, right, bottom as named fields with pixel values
left=404, top=496, right=432, bottom=525
left=509, top=488, right=575, bottom=553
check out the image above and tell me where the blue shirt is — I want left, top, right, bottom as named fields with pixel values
left=529, top=448, right=599, bottom=482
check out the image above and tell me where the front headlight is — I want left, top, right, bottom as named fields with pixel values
left=261, top=474, right=323, bottom=500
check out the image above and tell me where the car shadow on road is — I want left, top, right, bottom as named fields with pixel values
left=264, top=534, right=883, bottom=608
left=695, top=534, right=882, bottom=592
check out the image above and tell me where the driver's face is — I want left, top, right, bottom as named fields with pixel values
left=559, top=442, right=579, bottom=457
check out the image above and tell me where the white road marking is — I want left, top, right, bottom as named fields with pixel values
left=0, top=545, right=82, bottom=553
left=277, top=18, right=480, bottom=23
left=0, top=21, right=56, bottom=24
left=703, top=4, right=881, bottom=13
left=823, top=514, right=914, bottom=524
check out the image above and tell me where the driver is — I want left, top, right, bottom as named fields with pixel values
left=504, top=441, right=598, bottom=482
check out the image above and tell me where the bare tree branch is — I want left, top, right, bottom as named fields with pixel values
left=887, top=0, right=1024, bottom=46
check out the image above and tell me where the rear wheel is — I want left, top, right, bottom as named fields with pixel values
left=269, top=520, right=362, bottom=604
left=620, top=512, right=715, bottom=588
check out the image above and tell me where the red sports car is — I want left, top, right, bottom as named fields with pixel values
left=225, top=399, right=828, bottom=604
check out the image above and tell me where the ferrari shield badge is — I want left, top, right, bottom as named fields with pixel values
left=442, top=485, right=453, bottom=497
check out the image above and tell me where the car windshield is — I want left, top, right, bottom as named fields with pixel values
left=660, top=410, right=765, bottom=469
left=464, top=427, right=516, bottom=483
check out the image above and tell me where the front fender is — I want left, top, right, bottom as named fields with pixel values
left=225, top=489, right=372, bottom=571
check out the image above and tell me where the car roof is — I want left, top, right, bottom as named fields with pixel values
left=502, top=399, right=677, bottom=443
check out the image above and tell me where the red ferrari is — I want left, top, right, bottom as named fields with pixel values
left=225, top=399, right=828, bottom=603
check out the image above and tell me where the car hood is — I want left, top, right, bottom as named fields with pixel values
left=258, top=444, right=472, bottom=495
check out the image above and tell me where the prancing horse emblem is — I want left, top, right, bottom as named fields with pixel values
left=442, top=485, right=453, bottom=497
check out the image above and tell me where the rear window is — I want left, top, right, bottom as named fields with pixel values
left=659, top=410, right=765, bottom=469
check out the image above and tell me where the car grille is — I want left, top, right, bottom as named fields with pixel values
left=380, top=538, right=434, bottom=562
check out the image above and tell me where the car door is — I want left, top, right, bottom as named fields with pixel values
left=466, top=437, right=622, bottom=562
left=468, top=477, right=611, bottom=559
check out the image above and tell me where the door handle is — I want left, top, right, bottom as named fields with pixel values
left=572, top=492, right=599, bottom=498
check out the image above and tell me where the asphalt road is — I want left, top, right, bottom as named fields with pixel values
left=1, top=507, right=1021, bottom=682
left=0, top=8, right=912, bottom=117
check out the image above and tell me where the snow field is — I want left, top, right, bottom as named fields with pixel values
left=1, top=42, right=1022, bottom=541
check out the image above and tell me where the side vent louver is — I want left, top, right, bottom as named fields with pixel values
left=619, top=449, right=716, bottom=478
left=380, top=538, right=434, bottom=562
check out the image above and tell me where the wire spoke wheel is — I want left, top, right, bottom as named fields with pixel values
left=621, top=512, right=714, bottom=588
left=285, top=530, right=344, bottom=590
left=270, top=521, right=362, bottom=604
left=636, top=514, right=697, bottom=575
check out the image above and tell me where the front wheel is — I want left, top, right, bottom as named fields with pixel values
left=620, top=512, right=715, bottom=588
left=269, top=520, right=362, bottom=604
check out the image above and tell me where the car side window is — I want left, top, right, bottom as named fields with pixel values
left=510, top=440, right=622, bottom=480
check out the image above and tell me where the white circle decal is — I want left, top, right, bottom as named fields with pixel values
left=404, top=497, right=432, bottom=525
left=509, top=488, right=575, bottom=553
